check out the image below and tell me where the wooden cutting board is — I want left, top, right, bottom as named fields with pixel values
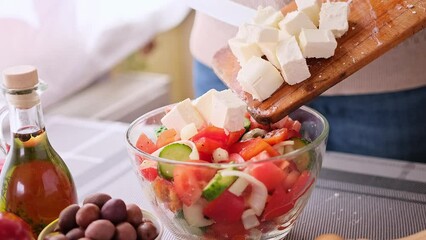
left=212, top=0, right=426, bottom=124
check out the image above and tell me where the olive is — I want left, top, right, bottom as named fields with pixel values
left=58, top=204, right=80, bottom=233
left=83, top=193, right=112, bottom=208
left=101, top=199, right=127, bottom=224
left=76, top=203, right=100, bottom=228
left=136, top=221, right=158, bottom=240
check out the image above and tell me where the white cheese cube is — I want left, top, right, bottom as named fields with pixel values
left=235, top=23, right=250, bottom=39
left=278, top=11, right=316, bottom=36
left=161, top=98, right=205, bottom=132
left=319, top=2, right=349, bottom=38
left=277, top=36, right=311, bottom=85
left=193, top=89, right=218, bottom=122
left=210, top=89, right=247, bottom=132
left=295, top=0, right=322, bottom=26
left=228, top=38, right=263, bottom=65
left=237, top=56, right=284, bottom=101
left=279, top=30, right=292, bottom=41
left=252, top=6, right=284, bottom=28
left=180, top=123, right=198, bottom=140
left=299, top=28, right=337, bottom=58
left=258, top=43, right=280, bottom=69
left=245, top=24, right=280, bottom=43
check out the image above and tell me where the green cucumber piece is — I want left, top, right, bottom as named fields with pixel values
left=155, top=125, right=168, bottom=137
left=244, top=117, right=251, bottom=131
left=158, top=143, right=192, bottom=180
left=202, top=172, right=237, bottom=201
left=291, top=138, right=313, bottom=171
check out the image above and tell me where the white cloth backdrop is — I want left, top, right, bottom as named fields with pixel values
left=0, top=0, right=190, bottom=107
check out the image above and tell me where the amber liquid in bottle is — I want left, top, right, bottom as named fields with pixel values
left=0, top=66, right=77, bottom=236
left=0, top=128, right=77, bottom=235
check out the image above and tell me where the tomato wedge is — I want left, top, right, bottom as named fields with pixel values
left=291, top=171, right=313, bottom=200
left=248, top=162, right=286, bottom=192
left=227, top=129, right=246, bottom=146
left=263, top=128, right=288, bottom=145
left=262, top=185, right=294, bottom=221
left=191, top=126, right=228, bottom=144
left=136, top=133, right=158, bottom=154
left=173, top=160, right=217, bottom=206
left=156, top=129, right=178, bottom=148
left=203, top=190, right=245, bottom=223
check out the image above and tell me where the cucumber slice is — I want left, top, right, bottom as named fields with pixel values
left=291, top=138, right=313, bottom=171
left=202, top=171, right=237, bottom=201
left=158, top=143, right=192, bottom=180
left=155, top=125, right=167, bottom=137
left=244, top=117, right=251, bottom=131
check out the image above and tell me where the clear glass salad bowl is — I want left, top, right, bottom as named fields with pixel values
left=125, top=104, right=329, bottom=240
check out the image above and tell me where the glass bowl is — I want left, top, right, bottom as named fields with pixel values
left=125, top=105, right=328, bottom=240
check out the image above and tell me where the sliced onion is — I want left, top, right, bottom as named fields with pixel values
left=273, top=140, right=294, bottom=155
left=220, top=170, right=267, bottom=216
left=228, top=177, right=249, bottom=196
left=212, top=148, right=229, bottom=163
left=242, top=209, right=260, bottom=230
left=183, top=199, right=214, bottom=227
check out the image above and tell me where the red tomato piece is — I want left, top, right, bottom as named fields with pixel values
left=263, top=128, right=289, bottom=145
left=227, top=129, right=246, bottom=146
left=136, top=133, right=158, bottom=154
left=203, top=190, right=245, bottom=223
left=173, top=160, right=217, bottom=206
left=287, top=129, right=302, bottom=140
left=206, top=221, right=247, bottom=239
left=139, top=167, right=158, bottom=182
left=248, top=162, right=286, bottom=192
left=262, top=185, right=294, bottom=221
left=282, top=170, right=301, bottom=190
left=291, top=171, right=313, bottom=200
left=248, top=115, right=271, bottom=131
left=191, top=126, right=228, bottom=144
left=228, top=140, right=253, bottom=155
left=194, top=137, right=226, bottom=161
left=156, top=129, right=178, bottom=148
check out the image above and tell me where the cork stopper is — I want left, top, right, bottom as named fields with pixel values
left=2, top=65, right=39, bottom=89
left=2, top=65, right=40, bottom=109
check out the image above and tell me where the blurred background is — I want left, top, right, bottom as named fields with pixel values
left=0, top=0, right=195, bottom=122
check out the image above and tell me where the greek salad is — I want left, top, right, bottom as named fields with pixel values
left=134, top=89, right=315, bottom=238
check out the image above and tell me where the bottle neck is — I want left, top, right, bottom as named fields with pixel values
left=8, top=101, right=45, bottom=135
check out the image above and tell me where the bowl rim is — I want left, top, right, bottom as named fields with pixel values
left=125, top=104, right=329, bottom=168
left=37, top=209, right=163, bottom=240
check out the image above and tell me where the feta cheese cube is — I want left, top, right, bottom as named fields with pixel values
left=235, top=23, right=250, bottom=39
left=252, top=6, right=284, bottom=28
left=277, top=36, right=311, bottom=85
left=295, top=0, right=322, bottom=26
left=299, top=28, right=337, bottom=58
left=161, top=98, right=205, bottom=132
left=319, top=2, right=349, bottom=38
left=211, top=89, right=247, bottom=131
left=193, top=89, right=218, bottom=122
left=279, top=30, right=292, bottom=41
left=237, top=56, right=284, bottom=101
left=245, top=24, right=280, bottom=43
left=258, top=43, right=280, bottom=69
left=180, top=123, right=198, bottom=140
left=278, top=11, right=316, bottom=36
left=228, top=38, right=263, bottom=65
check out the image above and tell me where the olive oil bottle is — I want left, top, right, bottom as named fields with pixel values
left=0, top=66, right=77, bottom=236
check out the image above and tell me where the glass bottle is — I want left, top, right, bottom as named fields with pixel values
left=0, top=65, right=77, bottom=236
